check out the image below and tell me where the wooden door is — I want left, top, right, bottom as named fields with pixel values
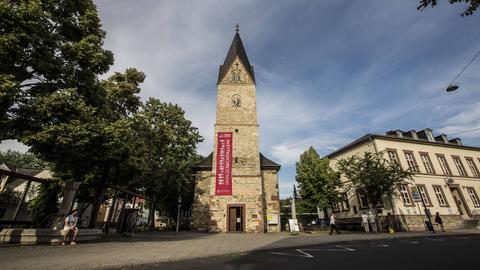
left=229, top=207, right=237, bottom=231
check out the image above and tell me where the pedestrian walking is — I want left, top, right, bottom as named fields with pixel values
left=63, top=209, right=79, bottom=245
left=329, top=213, right=340, bottom=235
left=435, top=212, right=445, bottom=232
left=368, top=211, right=377, bottom=233
left=361, top=212, right=370, bottom=233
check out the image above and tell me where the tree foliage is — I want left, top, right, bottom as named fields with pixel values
left=295, top=147, right=341, bottom=211
left=1, top=0, right=204, bottom=228
left=337, top=152, right=412, bottom=210
left=418, top=0, right=479, bottom=16
left=133, top=98, right=203, bottom=219
left=28, top=179, right=62, bottom=228
left=0, top=0, right=114, bottom=139
left=0, top=149, right=49, bottom=169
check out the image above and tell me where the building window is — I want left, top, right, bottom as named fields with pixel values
left=417, top=185, right=431, bottom=206
left=341, top=193, right=350, bottom=211
left=332, top=201, right=341, bottom=212
left=358, top=194, right=369, bottom=209
left=404, top=152, right=419, bottom=172
left=437, top=155, right=452, bottom=175
left=466, top=158, right=479, bottom=177
left=399, top=185, right=412, bottom=205
left=420, top=153, right=435, bottom=174
left=466, top=188, right=480, bottom=207
left=433, top=185, right=448, bottom=207
left=452, top=156, right=468, bottom=176
left=426, top=132, right=434, bottom=142
left=387, top=150, right=401, bottom=166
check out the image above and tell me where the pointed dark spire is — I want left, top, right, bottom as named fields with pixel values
left=217, top=27, right=255, bottom=84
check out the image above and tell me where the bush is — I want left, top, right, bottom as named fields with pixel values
left=28, top=180, right=62, bottom=228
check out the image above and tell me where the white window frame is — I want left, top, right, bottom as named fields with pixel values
left=467, top=188, right=480, bottom=207
left=404, top=152, right=419, bottom=172
left=417, top=185, right=431, bottom=206
left=433, top=186, right=447, bottom=207
left=466, top=159, right=479, bottom=177
left=420, top=153, right=434, bottom=174
left=452, top=157, right=467, bottom=176
left=437, top=155, right=451, bottom=175
left=399, top=185, right=412, bottom=205
left=387, top=150, right=400, bottom=166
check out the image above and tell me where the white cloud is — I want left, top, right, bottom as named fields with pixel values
left=438, top=102, right=480, bottom=139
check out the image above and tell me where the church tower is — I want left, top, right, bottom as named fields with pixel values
left=192, top=27, right=281, bottom=233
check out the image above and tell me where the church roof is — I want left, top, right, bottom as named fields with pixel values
left=217, top=31, right=256, bottom=84
left=194, top=152, right=281, bottom=171
left=259, top=153, right=281, bottom=170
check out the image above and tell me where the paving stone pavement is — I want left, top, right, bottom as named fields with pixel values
left=0, top=229, right=478, bottom=270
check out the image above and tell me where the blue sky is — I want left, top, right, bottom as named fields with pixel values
left=2, top=1, right=480, bottom=198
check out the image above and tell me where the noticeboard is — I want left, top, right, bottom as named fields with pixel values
left=267, top=214, right=279, bottom=225
left=411, top=186, right=422, bottom=202
left=288, top=218, right=300, bottom=234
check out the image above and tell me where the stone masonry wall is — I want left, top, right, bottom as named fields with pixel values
left=262, top=169, right=281, bottom=232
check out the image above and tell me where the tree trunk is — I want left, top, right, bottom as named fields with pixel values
left=148, top=194, right=156, bottom=230
left=368, top=202, right=381, bottom=232
left=88, top=166, right=110, bottom=229
left=104, top=190, right=118, bottom=235
left=374, top=206, right=382, bottom=232
left=389, top=196, right=400, bottom=231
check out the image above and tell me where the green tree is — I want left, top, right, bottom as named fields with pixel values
left=418, top=0, right=479, bottom=16
left=0, top=0, right=114, bottom=139
left=337, top=152, right=412, bottom=229
left=133, top=98, right=202, bottom=228
left=295, top=147, right=341, bottom=213
left=28, top=179, right=62, bottom=228
left=13, top=67, right=146, bottom=228
left=0, top=150, right=49, bottom=169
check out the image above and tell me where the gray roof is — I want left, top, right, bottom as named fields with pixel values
left=194, top=152, right=280, bottom=171
left=326, top=133, right=480, bottom=158
left=217, top=32, right=255, bottom=84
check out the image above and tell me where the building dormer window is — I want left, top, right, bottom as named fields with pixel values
left=426, top=132, right=434, bottom=142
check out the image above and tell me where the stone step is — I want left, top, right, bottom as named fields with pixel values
left=0, top=228, right=102, bottom=244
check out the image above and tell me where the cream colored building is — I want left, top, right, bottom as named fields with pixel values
left=327, top=129, right=480, bottom=231
left=191, top=30, right=281, bottom=233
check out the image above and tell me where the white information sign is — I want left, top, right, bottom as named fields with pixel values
left=288, top=218, right=300, bottom=234
left=411, top=186, right=422, bottom=202
left=267, top=214, right=279, bottom=225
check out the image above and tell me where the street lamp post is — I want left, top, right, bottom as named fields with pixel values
left=175, top=195, right=182, bottom=235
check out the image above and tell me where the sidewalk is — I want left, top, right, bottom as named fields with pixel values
left=0, top=229, right=478, bottom=270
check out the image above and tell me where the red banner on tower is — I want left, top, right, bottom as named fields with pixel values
left=215, top=132, right=233, bottom=196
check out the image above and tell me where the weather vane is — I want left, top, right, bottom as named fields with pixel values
left=236, top=24, right=239, bottom=33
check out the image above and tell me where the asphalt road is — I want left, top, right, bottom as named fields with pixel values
left=122, top=234, right=479, bottom=270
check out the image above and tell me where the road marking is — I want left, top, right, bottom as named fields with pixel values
left=410, top=241, right=420, bottom=244
left=380, top=244, right=390, bottom=247
left=302, top=246, right=356, bottom=252
left=270, top=249, right=314, bottom=258
left=297, top=249, right=314, bottom=258
left=269, top=246, right=356, bottom=258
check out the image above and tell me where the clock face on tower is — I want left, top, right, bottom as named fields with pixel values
left=232, top=95, right=241, bottom=107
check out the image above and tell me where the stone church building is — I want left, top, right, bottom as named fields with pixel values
left=191, top=29, right=281, bottom=233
